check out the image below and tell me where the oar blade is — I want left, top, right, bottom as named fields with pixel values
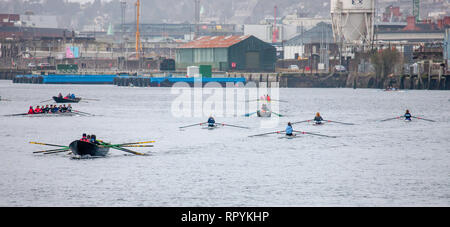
left=29, top=142, right=68, bottom=148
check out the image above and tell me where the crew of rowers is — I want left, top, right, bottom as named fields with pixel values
left=28, top=104, right=72, bottom=114
left=58, top=93, right=76, bottom=99
left=80, top=133, right=100, bottom=144
left=260, top=94, right=271, bottom=101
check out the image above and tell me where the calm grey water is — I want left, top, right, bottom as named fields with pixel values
left=0, top=80, right=449, bottom=207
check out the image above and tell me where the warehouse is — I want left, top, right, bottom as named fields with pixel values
left=176, top=35, right=276, bottom=72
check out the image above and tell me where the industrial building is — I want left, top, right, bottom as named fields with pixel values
left=176, top=35, right=276, bottom=72
left=284, top=22, right=337, bottom=60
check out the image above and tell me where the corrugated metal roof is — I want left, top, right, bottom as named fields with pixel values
left=179, top=35, right=251, bottom=49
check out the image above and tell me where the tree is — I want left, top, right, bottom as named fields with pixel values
left=370, top=48, right=401, bottom=89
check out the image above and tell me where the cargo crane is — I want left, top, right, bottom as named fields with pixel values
left=413, top=0, right=420, bottom=22
left=135, top=0, right=142, bottom=59
left=272, top=6, right=279, bottom=43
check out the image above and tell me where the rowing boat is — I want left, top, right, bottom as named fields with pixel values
left=257, top=110, right=272, bottom=118
left=278, top=135, right=299, bottom=139
left=69, top=140, right=110, bottom=157
left=26, top=112, right=79, bottom=117
left=202, top=125, right=219, bottom=130
left=53, top=96, right=82, bottom=103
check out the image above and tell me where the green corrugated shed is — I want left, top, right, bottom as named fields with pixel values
left=176, top=35, right=276, bottom=72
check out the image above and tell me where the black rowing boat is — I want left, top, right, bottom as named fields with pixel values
left=53, top=96, right=82, bottom=103
left=69, top=140, right=110, bottom=157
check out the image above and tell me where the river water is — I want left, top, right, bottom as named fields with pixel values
left=0, top=80, right=449, bottom=206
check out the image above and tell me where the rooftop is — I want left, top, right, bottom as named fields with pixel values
left=179, top=35, right=251, bottom=49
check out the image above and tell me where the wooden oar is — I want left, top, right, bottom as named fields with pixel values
left=325, top=120, right=355, bottom=125
left=217, top=123, right=250, bottom=129
left=293, top=130, right=337, bottom=138
left=29, top=142, right=68, bottom=148
left=33, top=148, right=70, bottom=154
left=412, top=116, right=436, bottom=122
left=179, top=122, right=207, bottom=129
left=249, top=130, right=286, bottom=137
left=106, top=141, right=156, bottom=147
left=110, top=146, right=147, bottom=156
left=44, top=149, right=70, bottom=155
left=120, top=145, right=154, bottom=148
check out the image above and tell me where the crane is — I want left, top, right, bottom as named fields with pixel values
left=135, top=0, right=141, bottom=59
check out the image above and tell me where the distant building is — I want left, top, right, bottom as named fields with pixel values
left=284, top=22, right=337, bottom=60
left=20, top=15, right=58, bottom=29
left=243, top=24, right=298, bottom=43
left=0, top=14, right=20, bottom=27
left=176, top=35, right=276, bottom=72
left=282, top=15, right=332, bottom=31
left=117, top=23, right=241, bottom=41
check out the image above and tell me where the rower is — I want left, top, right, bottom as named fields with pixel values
left=314, top=112, right=324, bottom=124
left=404, top=110, right=412, bottom=121
left=34, top=105, right=42, bottom=114
left=86, top=135, right=91, bottom=142
left=51, top=105, right=59, bottom=113
left=286, top=122, right=294, bottom=137
left=61, top=104, right=68, bottom=113
left=58, top=93, right=63, bottom=98
left=261, top=104, right=269, bottom=112
left=207, top=116, right=216, bottom=128
left=43, top=105, right=50, bottom=113
left=266, top=94, right=271, bottom=102
left=58, top=105, right=63, bottom=112
left=67, top=104, right=72, bottom=112
left=70, top=94, right=76, bottom=99
left=28, top=106, right=35, bottom=115
left=81, top=133, right=88, bottom=142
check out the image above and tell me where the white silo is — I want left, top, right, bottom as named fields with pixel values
left=331, top=0, right=375, bottom=46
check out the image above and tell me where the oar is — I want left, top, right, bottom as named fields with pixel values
left=72, top=110, right=94, bottom=116
left=4, top=113, right=28, bottom=117
left=110, top=146, right=147, bottom=156
left=412, top=116, right=436, bottom=122
left=249, top=131, right=286, bottom=137
left=325, top=120, right=355, bottom=125
left=270, top=99, right=288, bottom=103
left=293, top=130, right=337, bottom=138
left=106, top=141, right=156, bottom=147
left=272, top=112, right=284, bottom=117
left=120, top=145, right=154, bottom=148
left=83, top=98, right=100, bottom=101
left=43, top=149, right=70, bottom=155
left=292, top=120, right=312, bottom=125
left=179, top=122, right=207, bottom=129
left=33, top=148, right=70, bottom=154
left=244, top=112, right=257, bottom=117
left=40, top=99, right=53, bottom=103
left=380, top=117, right=402, bottom=122
left=29, top=142, right=68, bottom=148
left=217, top=123, right=250, bottom=129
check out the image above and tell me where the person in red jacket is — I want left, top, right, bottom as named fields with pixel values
left=80, top=133, right=88, bottom=142
left=34, top=105, right=42, bottom=114
left=28, top=106, right=35, bottom=114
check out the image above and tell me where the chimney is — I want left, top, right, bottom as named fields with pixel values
left=403, top=16, right=418, bottom=31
